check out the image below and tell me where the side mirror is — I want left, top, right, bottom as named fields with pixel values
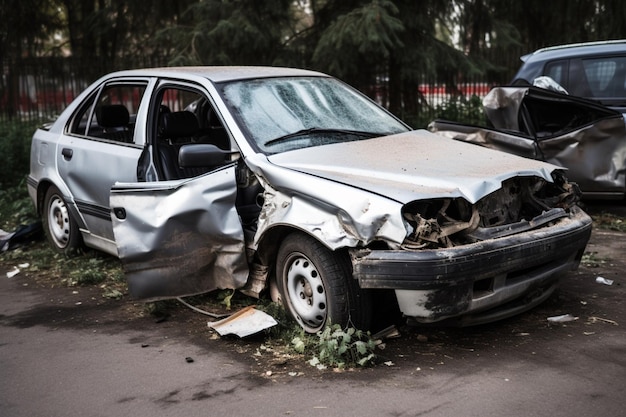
left=178, top=144, right=231, bottom=167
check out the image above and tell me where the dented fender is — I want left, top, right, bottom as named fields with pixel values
left=253, top=182, right=406, bottom=250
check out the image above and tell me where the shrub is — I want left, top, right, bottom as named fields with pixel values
left=433, top=94, right=486, bottom=126
left=0, top=120, right=41, bottom=188
left=0, top=182, right=37, bottom=231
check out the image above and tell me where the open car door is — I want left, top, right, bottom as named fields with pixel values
left=110, top=164, right=249, bottom=300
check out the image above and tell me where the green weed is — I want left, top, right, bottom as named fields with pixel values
left=592, top=212, right=626, bottom=232
left=581, top=251, right=608, bottom=268
left=292, top=323, right=377, bottom=370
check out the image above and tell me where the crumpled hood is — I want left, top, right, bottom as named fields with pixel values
left=267, top=130, right=560, bottom=204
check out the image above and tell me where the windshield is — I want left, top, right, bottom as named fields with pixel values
left=218, top=77, right=408, bottom=153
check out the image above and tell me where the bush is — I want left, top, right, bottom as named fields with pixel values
left=0, top=182, right=37, bottom=231
left=0, top=120, right=41, bottom=188
left=404, top=94, right=487, bottom=129
left=433, top=94, right=486, bottom=126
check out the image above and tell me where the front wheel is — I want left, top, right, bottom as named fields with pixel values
left=42, top=185, right=82, bottom=255
left=275, top=233, right=370, bottom=333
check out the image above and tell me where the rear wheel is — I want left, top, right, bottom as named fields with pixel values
left=42, top=186, right=82, bottom=254
left=275, top=233, right=370, bottom=333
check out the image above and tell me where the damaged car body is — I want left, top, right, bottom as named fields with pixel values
left=430, top=85, right=626, bottom=199
left=28, top=67, right=592, bottom=333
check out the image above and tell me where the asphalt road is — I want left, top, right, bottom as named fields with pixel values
left=1, top=218, right=625, bottom=417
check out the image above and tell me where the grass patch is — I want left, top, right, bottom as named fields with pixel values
left=2, top=240, right=124, bottom=289
left=591, top=212, right=626, bottom=232
left=1, top=179, right=123, bottom=292
left=581, top=251, right=609, bottom=268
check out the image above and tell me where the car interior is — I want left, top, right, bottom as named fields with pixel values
left=152, top=88, right=264, bottom=238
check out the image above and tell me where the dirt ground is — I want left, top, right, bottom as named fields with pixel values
left=1, top=200, right=624, bottom=378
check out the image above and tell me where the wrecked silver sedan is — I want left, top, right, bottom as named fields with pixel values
left=430, top=85, right=626, bottom=199
left=28, top=67, right=592, bottom=333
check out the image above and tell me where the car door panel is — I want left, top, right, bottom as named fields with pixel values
left=110, top=164, right=248, bottom=300
left=56, top=136, right=142, bottom=242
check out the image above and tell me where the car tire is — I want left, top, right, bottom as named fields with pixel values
left=275, top=232, right=371, bottom=333
left=42, top=185, right=82, bottom=255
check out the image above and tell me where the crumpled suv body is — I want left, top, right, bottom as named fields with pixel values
left=430, top=86, right=626, bottom=199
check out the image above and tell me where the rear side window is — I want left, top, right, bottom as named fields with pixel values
left=582, top=57, right=626, bottom=98
left=69, top=82, right=147, bottom=143
left=545, top=60, right=568, bottom=86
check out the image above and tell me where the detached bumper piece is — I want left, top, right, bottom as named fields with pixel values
left=352, top=207, right=592, bottom=324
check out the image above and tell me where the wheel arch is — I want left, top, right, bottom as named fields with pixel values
left=255, top=224, right=335, bottom=267
left=35, top=179, right=54, bottom=216
left=36, top=179, right=86, bottom=230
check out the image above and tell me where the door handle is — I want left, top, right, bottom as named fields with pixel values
left=113, top=207, right=126, bottom=220
left=61, top=148, right=73, bottom=160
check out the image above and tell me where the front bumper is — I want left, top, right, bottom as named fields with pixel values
left=352, top=207, right=592, bottom=324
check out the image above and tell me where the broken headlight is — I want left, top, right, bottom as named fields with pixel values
left=401, top=173, right=580, bottom=249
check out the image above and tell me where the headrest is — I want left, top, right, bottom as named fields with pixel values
left=96, top=104, right=130, bottom=128
left=161, top=111, right=199, bottom=137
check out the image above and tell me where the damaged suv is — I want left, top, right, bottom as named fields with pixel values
left=28, top=67, right=592, bottom=332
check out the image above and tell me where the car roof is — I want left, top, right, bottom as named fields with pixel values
left=520, top=39, right=626, bottom=63
left=104, top=66, right=328, bottom=83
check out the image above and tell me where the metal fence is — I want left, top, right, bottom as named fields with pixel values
left=1, top=56, right=170, bottom=124
left=1, top=57, right=514, bottom=126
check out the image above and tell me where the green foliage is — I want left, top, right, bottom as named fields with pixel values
left=7, top=0, right=626, bottom=130
left=65, top=257, right=114, bottom=286
left=581, top=251, right=608, bottom=268
left=405, top=94, right=487, bottom=129
left=292, top=323, right=377, bottom=370
left=591, top=212, right=626, bottom=233
left=217, top=289, right=236, bottom=310
left=313, top=0, right=404, bottom=77
left=433, top=94, right=486, bottom=126
left=158, top=0, right=295, bottom=66
left=258, top=300, right=294, bottom=326
left=1, top=239, right=123, bottom=291
left=0, top=120, right=40, bottom=189
left=0, top=182, right=38, bottom=233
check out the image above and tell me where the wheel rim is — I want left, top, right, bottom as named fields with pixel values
left=284, top=252, right=327, bottom=332
left=47, top=195, right=71, bottom=249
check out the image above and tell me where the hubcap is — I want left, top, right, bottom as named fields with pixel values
left=48, top=196, right=70, bottom=248
left=285, top=254, right=327, bottom=332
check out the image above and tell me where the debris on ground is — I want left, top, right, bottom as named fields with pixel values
left=208, top=305, right=277, bottom=337
left=6, top=266, right=20, bottom=278
left=547, top=314, right=579, bottom=323
left=6, top=264, right=28, bottom=278
left=587, top=316, right=619, bottom=326
left=595, top=277, right=614, bottom=286
left=0, top=222, right=43, bottom=252
left=372, top=325, right=401, bottom=340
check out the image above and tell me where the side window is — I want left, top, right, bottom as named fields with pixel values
left=69, top=82, right=147, bottom=143
left=152, top=85, right=231, bottom=181
left=544, top=60, right=567, bottom=86
left=582, top=57, right=626, bottom=98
